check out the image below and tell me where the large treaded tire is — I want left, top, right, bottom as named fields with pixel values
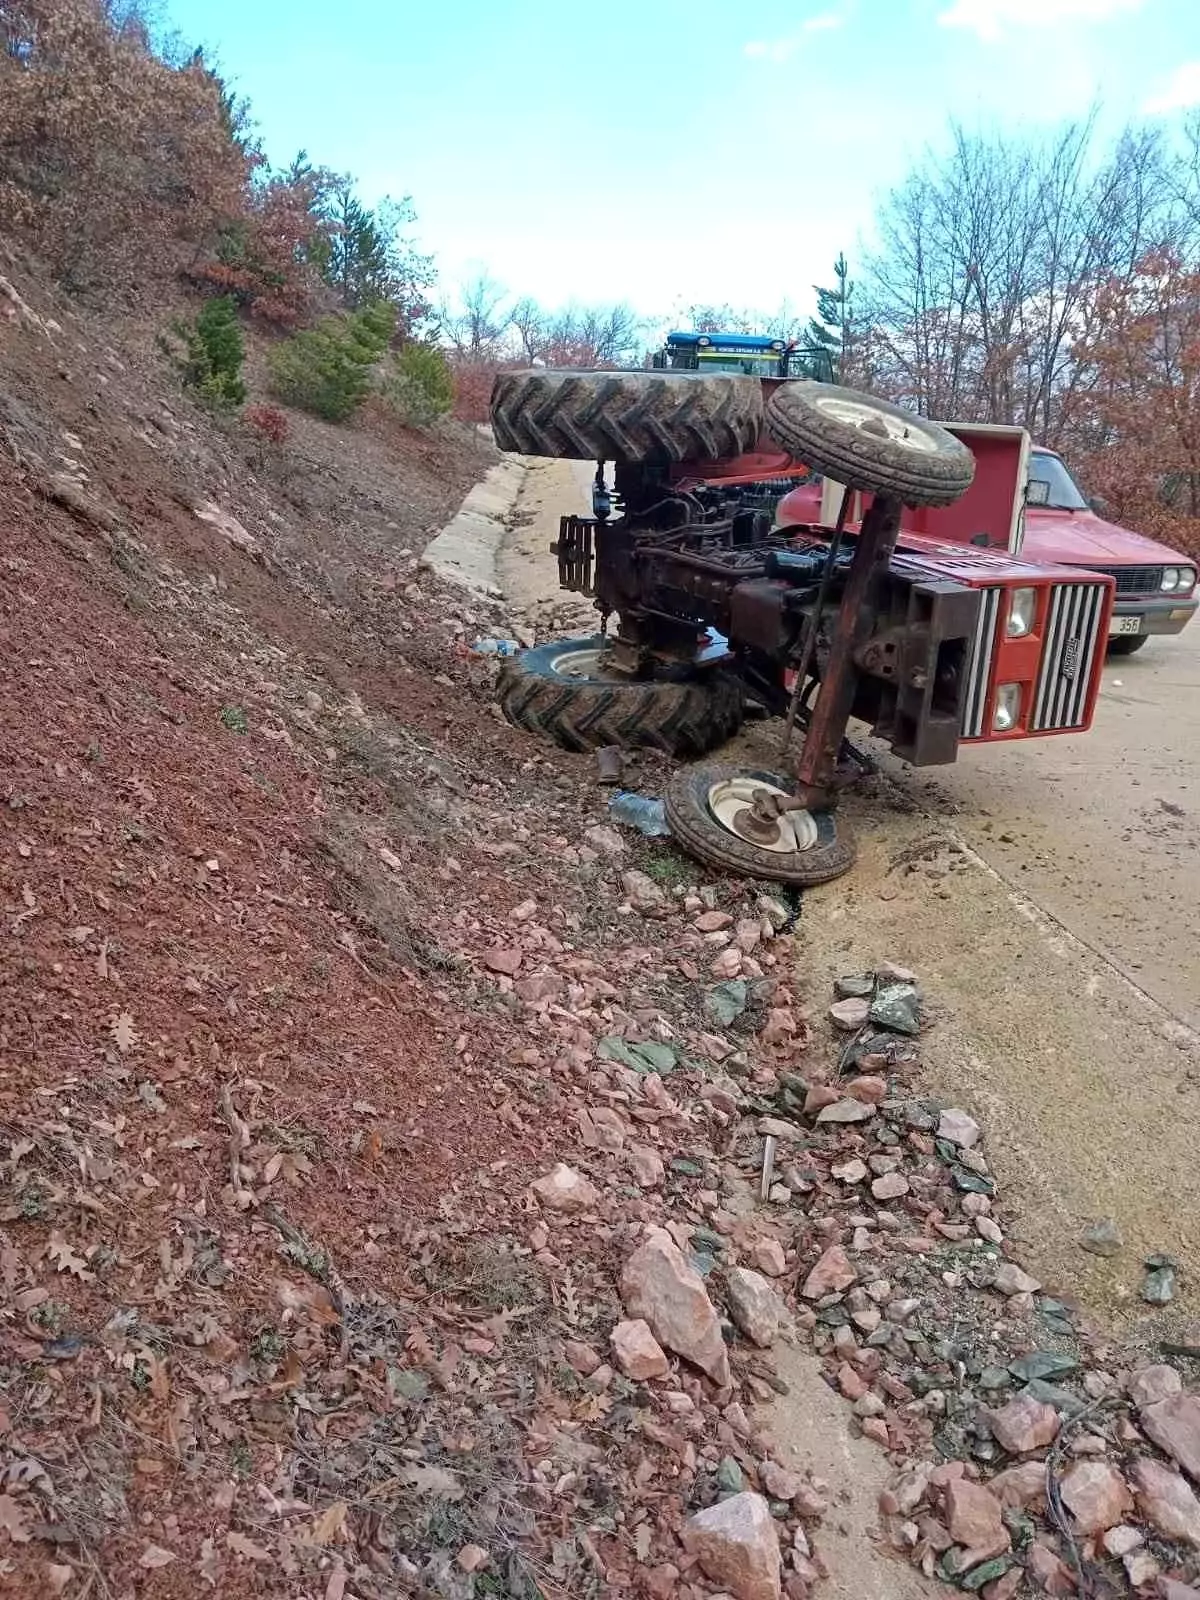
left=490, top=369, right=763, bottom=463
left=497, top=636, right=743, bottom=756
left=665, top=762, right=857, bottom=887
left=1106, top=634, right=1147, bottom=656
left=765, top=382, right=975, bottom=507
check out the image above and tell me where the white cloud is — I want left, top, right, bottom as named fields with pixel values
left=744, top=9, right=844, bottom=63
left=937, top=0, right=1144, bottom=41
left=1143, top=60, right=1200, bottom=115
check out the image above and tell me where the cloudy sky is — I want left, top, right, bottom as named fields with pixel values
left=163, top=0, right=1200, bottom=318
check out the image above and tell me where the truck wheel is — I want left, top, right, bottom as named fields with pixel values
left=664, top=763, right=857, bottom=886
left=490, top=370, right=763, bottom=463
left=497, top=636, right=743, bottom=756
left=765, top=382, right=975, bottom=507
left=1106, top=634, right=1147, bottom=656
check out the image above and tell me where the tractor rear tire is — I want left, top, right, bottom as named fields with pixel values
left=765, top=381, right=975, bottom=507
left=497, top=636, right=743, bottom=756
left=490, top=369, right=763, bottom=463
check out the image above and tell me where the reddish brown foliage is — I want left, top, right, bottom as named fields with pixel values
left=451, top=359, right=508, bottom=424
left=0, top=1, right=249, bottom=294
left=191, top=173, right=332, bottom=327
left=243, top=403, right=289, bottom=445
left=1073, top=251, right=1200, bottom=558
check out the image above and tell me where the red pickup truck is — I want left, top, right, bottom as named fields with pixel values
left=775, top=438, right=1198, bottom=656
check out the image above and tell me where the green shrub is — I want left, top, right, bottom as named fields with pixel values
left=266, top=300, right=397, bottom=422
left=179, top=295, right=246, bottom=410
left=378, top=342, right=453, bottom=427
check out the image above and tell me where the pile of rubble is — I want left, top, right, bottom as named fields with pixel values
left=472, top=848, right=1200, bottom=1600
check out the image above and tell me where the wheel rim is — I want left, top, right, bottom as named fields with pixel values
left=549, top=647, right=621, bottom=682
left=706, top=777, right=819, bottom=854
left=809, top=394, right=939, bottom=455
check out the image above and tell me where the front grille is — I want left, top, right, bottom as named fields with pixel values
left=961, top=587, right=1001, bottom=738
left=1031, top=581, right=1106, bottom=732
left=1088, top=564, right=1161, bottom=596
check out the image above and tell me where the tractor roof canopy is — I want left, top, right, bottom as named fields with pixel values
left=667, top=331, right=786, bottom=351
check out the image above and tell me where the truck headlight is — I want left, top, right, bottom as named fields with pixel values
left=1006, top=587, right=1036, bottom=638
left=1162, top=567, right=1181, bottom=591
left=993, top=683, right=1021, bottom=732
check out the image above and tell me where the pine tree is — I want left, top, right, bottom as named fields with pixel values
left=806, top=253, right=853, bottom=377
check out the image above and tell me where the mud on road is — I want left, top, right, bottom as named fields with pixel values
left=500, top=458, right=1200, bottom=1345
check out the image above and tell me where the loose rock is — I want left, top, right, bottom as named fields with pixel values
left=988, top=1460, right=1049, bottom=1510
left=725, top=1268, right=790, bottom=1349
left=1027, top=1542, right=1078, bottom=1595
left=816, top=1098, right=875, bottom=1125
left=610, top=1319, right=669, bottom=1381
left=750, top=1237, right=787, bottom=1277
left=987, top=1396, right=1060, bottom=1455
left=937, top=1108, right=981, bottom=1148
left=1132, top=1457, right=1200, bottom=1547
left=801, top=1245, right=856, bottom=1300
left=531, top=1163, right=599, bottom=1214
left=1058, top=1460, right=1132, bottom=1533
left=584, top=824, right=626, bottom=857
left=1129, top=1365, right=1183, bottom=1408
left=682, top=1491, right=782, bottom=1600
left=621, top=869, right=670, bottom=917
left=944, top=1479, right=1008, bottom=1558
left=1140, top=1393, right=1200, bottom=1482
left=621, top=1232, right=731, bottom=1385
left=1079, top=1217, right=1123, bottom=1258
left=992, top=1262, right=1042, bottom=1297
left=829, top=997, right=870, bottom=1030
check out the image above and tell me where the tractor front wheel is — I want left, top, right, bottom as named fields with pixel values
left=496, top=636, right=743, bottom=757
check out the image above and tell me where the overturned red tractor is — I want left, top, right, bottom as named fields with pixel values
left=489, top=367, right=1113, bottom=886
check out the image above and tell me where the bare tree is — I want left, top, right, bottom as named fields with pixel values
left=440, top=270, right=511, bottom=358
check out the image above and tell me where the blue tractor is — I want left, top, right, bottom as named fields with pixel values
left=651, top=329, right=835, bottom=382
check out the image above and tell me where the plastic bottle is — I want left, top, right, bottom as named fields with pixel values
left=471, top=638, right=522, bottom=658
left=608, top=791, right=671, bottom=837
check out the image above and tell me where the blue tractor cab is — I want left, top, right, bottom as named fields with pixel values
left=652, top=330, right=834, bottom=382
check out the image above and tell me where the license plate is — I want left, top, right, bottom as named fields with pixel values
left=1109, top=615, right=1142, bottom=637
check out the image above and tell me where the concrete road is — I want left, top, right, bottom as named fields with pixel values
left=500, top=458, right=1200, bottom=1338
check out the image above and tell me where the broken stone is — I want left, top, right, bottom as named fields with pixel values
left=1101, top=1525, right=1143, bottom=1557
left=1079, top=1217, right=1123, bottom=1258
left=1131, top=1457, right=1200, bottom=1547
left=1027, top=1542, right=1078, bottom=1595
left=988, top=1460, right=1049, bottom=1510
left=695, top=910, right=733, bottom=932
left=725, top=1268, right=789, bottom=1349
left=846, top=1074, right=888, bottom=1104
left=992, top=1262, right=1042, bottom=1297
left=457, top=1545, right=489, bottom=1573
left=816, top=1098, right=875, bottom=1125
left=682, top=1491, right=782, bottom=1600
left=584, top=824, right=626, bottom=858
left=803, top=1084, right=840, bottom=1116
left=1129, top=1365, right=1183, bottom=1408
left=761, top=1460, right=804, bottom=1502
left=610, top=1319, right=669, bottom=1381
left=937, top=1108, right=981, bottom=1148
left=976, top=1216, right=1004, bottom=1244
left=987, top=1397, right=1060, bottom=1455
left=751, top=1238, right=787, bottom=1277
left=871, top=1172, right=909, bottom=1201
left=483, top=946, right=522, bottom=975
left=532, top=1163, right=599, bottom=1214
left=944, top=1479, right=1008, bottom=1558
left=621, top=1232, right=731, bottom=1385
left=829, top=997, right=870, bottom=1030
left=628, top=1144, right=665, bottom=1188
left=983, top=1571, right=1023, bottom=1600
left=621, top=869, right=670, bottom=917
left=514, top=970, right=564, bottom=1005
left=564, top=1340, right=601, bottom=1376
left=832, top=1157, right=868, bottom=1184
left=1143, top=1257, right=1179, bottom=1304
left=801, top=1245, right=856, bottom=1300
left=1124, top=1552, right=1160, bottom=1587
left=1140, top=1393, right=1200, bottom=1482
left=1058, top=1460, right=1132, bottom=1533
left=1157, top=1582, right=1200, bottom=1600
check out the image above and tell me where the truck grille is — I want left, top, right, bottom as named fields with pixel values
left=1031, top=581, right=1106, bottom=732
left=961, top=581, right=1107, bottom=738
left=961, top=587, right=1001, bottom=739
left=1088, top=564, right=1161, bottom=596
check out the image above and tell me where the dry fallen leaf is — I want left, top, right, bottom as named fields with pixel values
left=139, top=1543, right=177, bottom=1569
left=275, top=1279, right=338, bottom=1325
left=0, top=1494, right=31, bottom=1543
left=45, top=1231, right=94, bottom=1282
left=399, top=1464, right=465, bottom=1502
left=111, top=1011, right=138, bottom=1053
left=45, top=1565, right=74, bottom=1596
left=324, top=1560, right=348, bottom=1600
left=308, top=1500, right=347, bottom=1546
left=198, top=1535, right=221, bottom=1588
left=225, top=1530, right=271, bottom=1562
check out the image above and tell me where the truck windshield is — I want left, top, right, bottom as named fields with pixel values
left=1028, top=450, right=1088, bottom=511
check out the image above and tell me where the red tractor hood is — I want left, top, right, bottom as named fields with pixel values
left=1021, top=506, right=1186, bottom=566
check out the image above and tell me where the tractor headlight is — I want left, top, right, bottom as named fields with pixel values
left=1178, top=566, right=1197, bottom=592
left=1006, top=587, right=1036, bottom=638
left=771, top=339, right=785, bottom=351
left=993, top=683, right=1021, bottom=732
left=697, top=336, right=711, bottom=348
left=1162, top=567, right=1181, bottom=591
